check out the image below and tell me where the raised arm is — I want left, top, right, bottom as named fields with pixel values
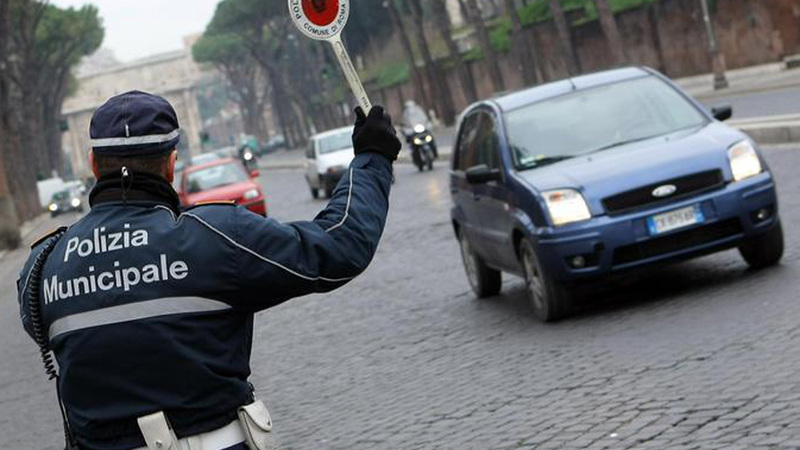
left=206, top=107, right=401, bottom=310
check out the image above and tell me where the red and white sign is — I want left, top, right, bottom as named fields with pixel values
left=288, top=0, right=372, bottom=112
left=288, top=0, right=350, bottom=40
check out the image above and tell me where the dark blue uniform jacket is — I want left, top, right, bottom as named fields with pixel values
left=17, top=153, right=392, bottom=450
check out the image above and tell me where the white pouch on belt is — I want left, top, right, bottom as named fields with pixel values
left=137, top=411, right=180, bottom=450
left=237, top=400, right=276, bottom=450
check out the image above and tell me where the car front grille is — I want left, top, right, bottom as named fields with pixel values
left=612, top=219, right=743, bottom=267
left=603, top=170, right=725, bottom=216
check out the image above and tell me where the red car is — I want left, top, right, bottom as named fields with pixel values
left=179, top=158, right=268, bottom=216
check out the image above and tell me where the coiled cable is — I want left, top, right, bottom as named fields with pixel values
left=26, top=227, right=80, bottom=449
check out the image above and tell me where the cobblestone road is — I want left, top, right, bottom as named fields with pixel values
left=2, top=147, right=800, bottom=449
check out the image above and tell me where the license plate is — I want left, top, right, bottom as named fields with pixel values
left=647, top=205, right=704, bottom=236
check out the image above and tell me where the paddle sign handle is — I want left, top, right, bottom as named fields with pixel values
left=288, top=0, right=371, bottom=113
left=330, top=36, right=371, bottom=113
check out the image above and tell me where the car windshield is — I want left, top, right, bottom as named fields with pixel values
left=186, top=163, right=247, bottom=194
left=191, top=153, right=221, bottom=166
left=317, top=130, right=352, bottom=155
left=51, top=190, right=69, bottom=202
left=506, top=76, right=708, bottom=170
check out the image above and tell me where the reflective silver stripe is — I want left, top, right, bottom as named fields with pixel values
left=91, top=129, right=180, bottom=148
left=183, top=213, right=354, bottom=283
left=49, top=297, right=231, bottom=340
left=326, top=169, right=353, bottom=233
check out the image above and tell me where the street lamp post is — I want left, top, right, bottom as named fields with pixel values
left=699, top=0, right=728, bottom=90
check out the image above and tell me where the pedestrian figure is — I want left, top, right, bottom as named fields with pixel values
left=17, top=91, right=400, bottom=450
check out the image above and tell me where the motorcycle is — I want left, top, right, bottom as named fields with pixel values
left=240, top=147, right=258, bottom=174
left=405, top=124, right=436, bottom=172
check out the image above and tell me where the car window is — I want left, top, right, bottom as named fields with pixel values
left=456, top=113, right=482, bottom=171
left=186, top=163, right=248, bottom=194
left=474, top=112, right=502, bottom=170
left=505, top=75, right=708, bottom=170
left=306, top=141, right=316, bottom=159
left=318, top=130, right=352, bottom=155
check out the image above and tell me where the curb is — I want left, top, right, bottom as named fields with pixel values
left=261, top=147, right=455, bottom=171
left=730, top=115, right=800, bottom=145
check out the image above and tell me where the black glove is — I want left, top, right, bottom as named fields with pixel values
left=352, top=106, right=402, bottom=162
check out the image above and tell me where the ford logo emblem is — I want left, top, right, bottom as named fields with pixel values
left=652, top=185, right=677, bottom=198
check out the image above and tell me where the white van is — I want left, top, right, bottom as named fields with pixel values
left=305, top=126, right=355, bottom=198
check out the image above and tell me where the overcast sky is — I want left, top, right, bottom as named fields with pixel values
left=51, top=0, right=221, bottom=62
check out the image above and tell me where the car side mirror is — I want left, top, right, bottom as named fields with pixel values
left=466, top=165, right=501, bottom=184
left=711, top=105, right=733, bottom=122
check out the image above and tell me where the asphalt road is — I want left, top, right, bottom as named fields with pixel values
left=2, top=147, right=800, bottom=449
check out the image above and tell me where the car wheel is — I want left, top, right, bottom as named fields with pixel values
left=739, top=220, right=784, bottom=269
left=310, top=186, right=319, bottom=199
left=519, top=238, right=573, bottom=322
left=459, top=233, right=501, bottom=298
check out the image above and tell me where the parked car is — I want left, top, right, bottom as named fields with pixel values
left=179, top=158, right=267, bottom=216
left=261, top=134, right=287, bottom=155
left=48, top=188, right=84, bottom=217
left=451, top=67, right=783, bottom=322
left=305, top=127, right=355, bottom=199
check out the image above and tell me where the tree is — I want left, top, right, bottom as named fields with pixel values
left=549, top=0, right=579, bottom=76
left=432, top=0, right=478, bottom=104
left=193, top=32, right=270, bottom=143
left=384, top=0, right=429, bottom=111
left=207, top=0, right=308, bottom=147
left=407, top=0, right=456, bottom=125
left=0, top=1, right=102, bottom=222
left=699, top=0, right=728, bottom=90
left=0, top=0, right=21, bottom=248
left=502, top=0, right=540, bottom=85
left=464, top=0, right=505, bottom=92
left=593, top=0, right=626, bottom=65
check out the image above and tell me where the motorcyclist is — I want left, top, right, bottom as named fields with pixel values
left=402, top=100, right=437, bottom=159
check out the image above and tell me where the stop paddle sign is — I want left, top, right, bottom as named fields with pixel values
left=288, top=0, right=372, bottom=112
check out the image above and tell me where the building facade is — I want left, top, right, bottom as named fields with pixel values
left=62, top=36, right=210, bottom=179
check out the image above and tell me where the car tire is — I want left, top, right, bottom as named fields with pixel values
left=310, top=186, right=319, bottom=199
left=519, top=238, right=573, bottom=322
left=459, top=233, right=502, bottom=298
left=739, top=220, right=784, bottom=269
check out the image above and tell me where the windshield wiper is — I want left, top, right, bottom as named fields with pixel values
left=582, top=134, right=664, bottom=155
left=520, top=155, right=574, bottom=170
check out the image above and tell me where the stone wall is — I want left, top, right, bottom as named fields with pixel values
left=373, top=0, right=800, bottom=121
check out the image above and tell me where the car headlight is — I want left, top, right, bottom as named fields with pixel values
left=48, top=204, right=58, bottom=212
left=71, top=198, right=81, bottom=208
left=728, top=140, right=762, bottom=182
left=542, top=189, right=592, bottom=226
left=243, top=188, right=260, bottom=200
left=413, top=138, right=423, bottom=145
left=425, top=135, right=433, bottom=143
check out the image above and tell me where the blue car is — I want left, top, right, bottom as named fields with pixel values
left=451, top=67, right=783, bottom=322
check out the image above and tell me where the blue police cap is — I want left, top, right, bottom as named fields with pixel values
left=90, top=91, right=181, bottom=157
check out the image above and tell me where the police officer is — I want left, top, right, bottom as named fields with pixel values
left=17, top=91, right=401, bottom=450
